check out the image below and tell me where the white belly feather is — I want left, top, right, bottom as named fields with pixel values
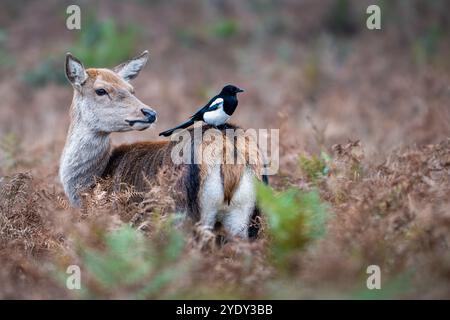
left=203, top=108, right=230, bottom=126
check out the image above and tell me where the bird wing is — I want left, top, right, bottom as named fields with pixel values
left=206, top=97, right=224, bottom=111
left=190, top=97, right=223, bottom=121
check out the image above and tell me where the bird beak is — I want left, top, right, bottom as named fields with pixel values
left=237, top=88, right=244, bottom=93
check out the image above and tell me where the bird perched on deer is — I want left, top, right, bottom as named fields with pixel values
left=159, top=84, right=244, bottom=137
left=60, top=50, right=266, bottom=240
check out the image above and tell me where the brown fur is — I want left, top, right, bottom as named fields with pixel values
left=221, top=164, right=244, bottom=204
left=194, top=124, right=263, bottom=206
left=103, top=141, right=176, bottom=192
left=222, top=126, right=265, bottom=203
left=86, top=68, right=133, bottom=91
left=86, top=68, right=101, bottom=78
left=101, top=124, right=265, bottom=218
left=191, top=126, right=243, bottom=205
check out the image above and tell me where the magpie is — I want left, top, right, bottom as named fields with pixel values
left=159, top=84, right=244, bottom=137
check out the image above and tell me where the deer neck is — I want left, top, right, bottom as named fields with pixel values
left=59, top=105, right=111, bottom=207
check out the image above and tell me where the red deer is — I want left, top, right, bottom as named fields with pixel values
left=59, top=51, right=266, bottom=239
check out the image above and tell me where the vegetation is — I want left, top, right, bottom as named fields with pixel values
left=257, top=183, right=328, bottom=266
left=0, top=29, right=14, bottom=71
left=0, top=0, right=449, bottom=299
left=70, top=16, right=138, bottom=67
left=23, top=15, right=138, bottom=87
left=1, top=138, right=449, bottom=298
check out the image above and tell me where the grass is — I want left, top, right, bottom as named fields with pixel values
left=2, top=136, right=449, bottom=299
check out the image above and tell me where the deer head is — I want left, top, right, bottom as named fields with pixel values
left=65, top=50, right=157, bottom=133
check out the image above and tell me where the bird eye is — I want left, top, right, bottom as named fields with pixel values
left=95, top=89, right=108, bottom=96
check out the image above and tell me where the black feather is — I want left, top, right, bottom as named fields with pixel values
left=159, top=119, right=195, bottom=137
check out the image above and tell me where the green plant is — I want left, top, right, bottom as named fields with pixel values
left=175, top=18, right=239, bottom=48
left=209, top=18, right=239, bottom=39
left=299, top=153, right=329, bottom=182
left=412, top=24, right=443, bottom=65
left=71, top=17, right=138, bottom=67
left=74, top=224, right=187, bottom=299
left=23, top=58, right=66, bottom=87
left=23, top=16, right=139, bottom=87
left=257, top=182, right=328, bottom=266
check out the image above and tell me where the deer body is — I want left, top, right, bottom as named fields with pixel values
left=60, top=51, right=263, bottom=239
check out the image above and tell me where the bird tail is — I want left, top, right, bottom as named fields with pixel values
left=159, top=119, right=195, bottom=137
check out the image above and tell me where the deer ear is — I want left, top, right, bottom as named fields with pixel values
left=65, top=53, right=87, bottom=89
left=113, top=50, right=149, bottom=81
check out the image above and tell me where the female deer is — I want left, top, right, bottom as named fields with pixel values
left=60, top=51, right=265, bottom=239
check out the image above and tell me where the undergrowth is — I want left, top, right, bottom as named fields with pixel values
left=1, top=138, right=449, bottom=298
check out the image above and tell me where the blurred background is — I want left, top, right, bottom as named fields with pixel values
left=1, top=0, right=450, bottom=299
left=0, top=0, right=449, bottom=177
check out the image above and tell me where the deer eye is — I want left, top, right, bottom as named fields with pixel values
left=95, top=89, right=108, bottom=96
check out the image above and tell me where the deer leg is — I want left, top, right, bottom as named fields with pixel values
left=222, top=168, right=256, bottom=239
left=199, top=165, right=223, bottom=231
left=222, top=206, right=254, bottom=239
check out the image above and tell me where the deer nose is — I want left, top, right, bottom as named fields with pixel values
left=141, top=108, right=157, bottom=123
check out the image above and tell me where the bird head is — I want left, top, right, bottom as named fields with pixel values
left=220, top=84, right=244, bottom=96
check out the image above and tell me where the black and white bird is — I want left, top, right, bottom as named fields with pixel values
left=159, top=84, right=244, bottom=137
